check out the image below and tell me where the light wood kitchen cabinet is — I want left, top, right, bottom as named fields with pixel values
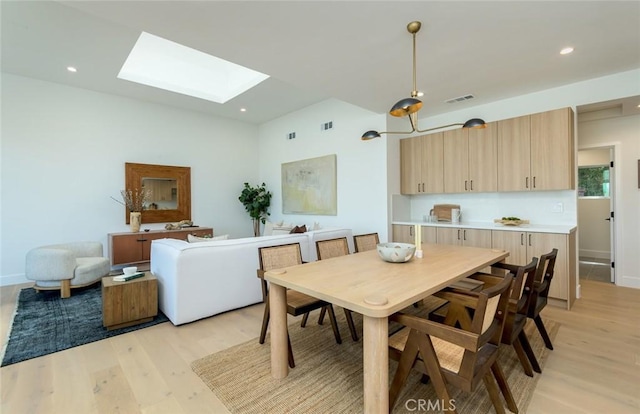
left=491, top=229, right=576, bottom=309
left=109, top=227, right=213, bottom=266
left=392, top=225, right=436, bottom=244
left=498, top=107, right=574, bottom=192
left=443, top=122, right=498, bottom=193
left=436, top=227, right=492, bottom=248
left=530, top=107, right=575, bottom=190
left=400, top=133, right=444, bottom=194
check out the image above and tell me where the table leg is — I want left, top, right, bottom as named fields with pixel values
left=270, top=284, right=288, bottom=379
left=363, top=315, right=388, bottom=413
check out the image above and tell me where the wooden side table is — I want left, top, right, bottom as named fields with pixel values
left=102, top=273, right=158, bottom=330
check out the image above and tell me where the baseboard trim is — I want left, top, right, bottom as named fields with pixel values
left=0, top=274, right=29, bottom=287
left=579, top=250, right=610, bottom=260
left=619, top=275, right=640, bottom=289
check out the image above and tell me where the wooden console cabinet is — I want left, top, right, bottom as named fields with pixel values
left=109, top=227, right=213, bottom=266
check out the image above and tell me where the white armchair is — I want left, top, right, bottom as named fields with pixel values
left=25, top=241, right=110, bottom=298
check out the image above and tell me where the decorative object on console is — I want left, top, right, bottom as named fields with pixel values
left=360, top=21, right=485, bottom=140
left=112, top=188, right=152, bottom=232
left=187, top=234, right=229, bottom=243
left=290, top=225, right=307, bottom=234
left=238, top=182, right=272, bottom=237
left=165, top=219, right=194, bottom=230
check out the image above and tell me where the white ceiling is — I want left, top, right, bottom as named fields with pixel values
left=2, top=1, right=639, bottom=124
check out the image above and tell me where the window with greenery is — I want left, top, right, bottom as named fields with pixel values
left=578, top=165, right=609, bottom=197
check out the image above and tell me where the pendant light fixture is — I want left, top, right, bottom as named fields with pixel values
left=361, top=21, right=486, bottom=141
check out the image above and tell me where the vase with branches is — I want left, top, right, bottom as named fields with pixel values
left=112, top=188, right=153, bottom=232
left=238, top=182, right=272, bottom=237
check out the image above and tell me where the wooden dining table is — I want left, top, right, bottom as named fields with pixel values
left=264, top=242, right=509, bottom=413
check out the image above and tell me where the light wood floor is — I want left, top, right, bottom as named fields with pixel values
left=1, top=280, right=638, bottom=413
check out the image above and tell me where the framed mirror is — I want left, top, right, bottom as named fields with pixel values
left=125, top=162, right=191, bottom=224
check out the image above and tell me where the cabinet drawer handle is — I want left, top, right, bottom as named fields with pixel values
left=465, top=180, right=468, bottom=191
left=528, top=234, right=532, bottom=246
left=470, top=180, right=473, bottom=191
left=520, top=233, right=524, bottom=246
left=533, top=176, right=536, bottom=188
left=463, top=230, right=467, bottom=241
left=422, top=183, right=425, bottom=192
left=410, top=226, right=414, bottom=236
left=525, top=177, right=529, bottom=189
left=457, top=229, right=461, bottom=240
left=417, top=183, right=421, bottom=193
left=137, top=238, right=148, bottom=242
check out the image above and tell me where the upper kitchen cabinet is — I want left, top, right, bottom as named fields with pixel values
left=498, top=107, right=575, bottom=191
left=400, top=133, right=444, bottom=194
left=443, top=122, right=498, bottom=193
left=530, top=107, right=575, bottom=190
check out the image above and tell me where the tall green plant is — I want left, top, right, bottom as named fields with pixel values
left=238, top=182, right=272, bottom=236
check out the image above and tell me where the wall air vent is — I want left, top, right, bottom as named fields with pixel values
left=287, top=132, right=296, bottom=140
left=321, top=121, right=333, bottom=131
left=445, top=94, right=475, bottom=104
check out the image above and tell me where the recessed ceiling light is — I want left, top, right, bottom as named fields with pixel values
left=118, top=32, right=269, bottom=104
left=67, top=66, right=77, bottom=72
left=560, top=47, right=574, bottom=55
left=240, top=108, right=247, bottom=112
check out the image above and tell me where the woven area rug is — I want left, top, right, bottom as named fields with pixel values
left=192, top=309, right=559, bottom=414
left=1, top=284, right=169, bottom=367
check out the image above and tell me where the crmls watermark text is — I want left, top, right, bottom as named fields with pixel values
left=404, top=398, right=457, bottom=412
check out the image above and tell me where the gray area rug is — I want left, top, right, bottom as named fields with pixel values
left=1, top=284, right=169, bottom=367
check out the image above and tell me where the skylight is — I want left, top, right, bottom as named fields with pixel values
left=118, top=32, right=269, bottom=104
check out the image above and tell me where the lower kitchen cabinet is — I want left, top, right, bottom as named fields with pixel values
left=392, top=224, right=437, bottom=245
left=436, top=227, right=492, bottom=248
left=492, top=229, right=576, bottom=309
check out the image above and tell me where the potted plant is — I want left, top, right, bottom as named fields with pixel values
left=238, top=182, right=272, bottom=236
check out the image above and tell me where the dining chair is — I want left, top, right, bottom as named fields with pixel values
left=353, top=232, right=379, bottom=253
left=525, top=248, right=558, bottom=350
left=315, top=237, right=359, bottom=341
left=257, top=243, right=343, bottom=368
left=388, top=273, right=516, bottom=413
left=465, top=258, right=541, bottom=377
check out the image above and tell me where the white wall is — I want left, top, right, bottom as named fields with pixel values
left=578, top=113, right=640, bottom=288
left=258, top=99, right=388, bottom=241
left=1, top=74, right=260, bottom=285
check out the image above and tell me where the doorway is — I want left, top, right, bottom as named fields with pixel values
left=577, top=147, right=615, bottom=283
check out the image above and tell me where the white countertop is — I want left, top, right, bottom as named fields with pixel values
left=392, top=220, right=576, bottom=234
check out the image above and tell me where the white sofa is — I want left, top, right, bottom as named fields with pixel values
left=150, top=228, right=354, bottom=325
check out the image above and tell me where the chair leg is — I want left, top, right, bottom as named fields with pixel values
left=389, top=330, right=420, bottom=410
left=287, top=333, right=295, bottom=368
left=300, top=312, right=310, bottom=327
left=491, top=362, right=518, bottom=413
left=482, top=372, right=507, bottom=414
left=317, top=307, right=326, bottom=325
left=534, top=315, right=554, bottom=350
left=518, top=331, right=542, bottom=373
left=344, top=309, right=359, bottom=341
left=512, top=339, right=534, bottom=377
left=60, top=280, right=71, bottom=298
left=324, top=305, right=342, bottom=344
left=259, top=297, right=270, bottom=344
left=415, top=334, right=456, bottom=413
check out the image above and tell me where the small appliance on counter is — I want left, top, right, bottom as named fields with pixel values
left=432, top=204, right=461, bottom=222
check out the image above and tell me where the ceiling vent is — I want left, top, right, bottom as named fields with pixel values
left=445, top=94, right=475, bottom=104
